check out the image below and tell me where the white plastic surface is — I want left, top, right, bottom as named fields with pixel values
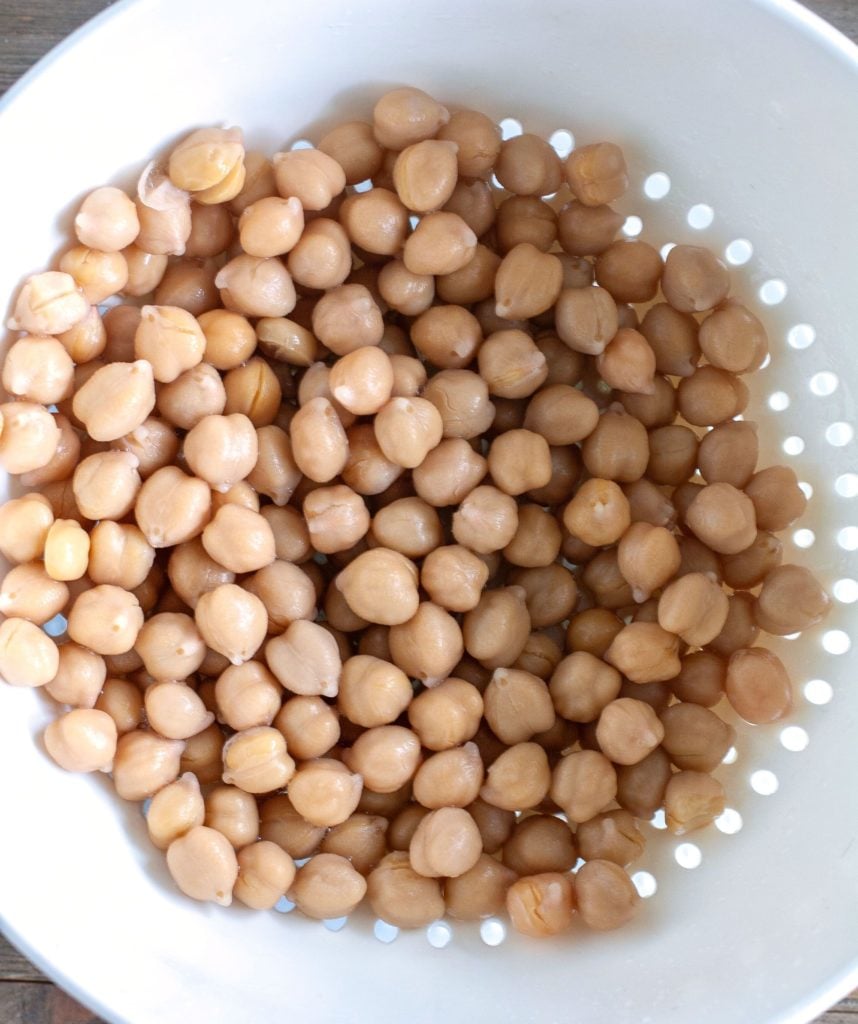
left=1, top=1, right=857, bottom=1023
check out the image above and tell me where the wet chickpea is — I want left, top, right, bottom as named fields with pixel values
left=685, top=482, right=757, bottom=555
left=195, top=583, right=268, bottom=665
left=288, top=759, right=363, bottom=828
left=247, top=560, right=317, bottom=635
left=577, top=809, right=646, bottom=867
left=202, top=784, right=260, bottom=849
left=370, top=496, right=442, bottom=558
left=153, top=259, right=219, bottom=316
left=502, top=505, right=561, bottom=568
left=549, top=651, right=622, bottom=723
left=265, top=619, right=342, bottom=698
left=575, top=859, right=640, bottom=931
left=622, top=478, right=676, bottom=531
left=595, top=697, right=665, bottom=766
left=2, top=335, right=74, bottom=406
left=158, top=363, right=227, bottom=431
left=617, top=522, right=681, bottom=603
left=697, top=420, right=759, bottom=489
left=639, top=302, right=700, bottom=378
left=486, top=429, right=553, bottom=497
left=662, top=244, right=730, bottom=314
left=557, top=199, right=623, bottom=257
left=0, top=494, right=53, bottom=564
left=412, top=743, right=484, bottom=810
left=233, top=840, right=296, bottom=910
left=367, top=851, right=445, bottom=929
left=479, top=741, right=550, bottom=811
left=195, top=309, right=255, bottom=371
left=343, top=725, right=422, bottom=794
left=245, top=425, right=301, bottom=507
left=372, top=396, right=443, bottom=470
left=271, top=147, right=345, bottom=211
left=357, top=781, right=413, bottom=819
left=388, top=601, right=464, bottom=684
left=145, top=772, right=205, bottom=850
left=317, top=121, right=383, bottom=184
left=403, top=211, right=477, bottom=276
left=502, top=815, right=577, bottom=877
left=566, top=609, right=624, bottom=659
left=65, top=583, right=142, bottom=655
left=200, top=505, right=275, bottom=575
left=481, top=667, right=554, bottom=745
left=409, top=806, right=482, bottom=879
left=336, top=548, right=419, bottom=626
left=464, top=588, right=532, bottom=671
left=113, top=418, right=180, bottom=481
left=660, top=702, right=735, bottom=772
left=135, top=610, right=206, bottom=682
left=445, top=854, right=517, bottom=921
left=658, top=573, right=729, bottom=647
left=167, top=538, right=235, bottom=609
left=392, top=139, right=459, bottom=212
left=17, top=412, right=79, bottom=489
left=670, top=650, right=725, bottom=708
left=754, top=564, right=831, bottom=636
left=422, top=369, right=495, bottom=440
left=411, top=439, right=486, bottom=508
left=0, top=562, right=67, bottom=625
left=311, top=283, right=383, bottom=357
left=256, top=316, right=319, bottom=368
left=597, top=328, right=657, bottom=396
left=165, top=825, right=238, bottom=907
left=72, top=360, right=156, bottom=443
left=495, top=134, right=562, bottom=196
left=143, top=679, right=213, bottom=740
left=708, top=591, right=760, bottom=657
left=0, top=401, right=60, bottom=475
left=320, top=814, right=388, bottom=876
left=211, top=661, right=281, bottom=733
left=436, top=243, right=500, bottom=305
left=582, top=408, right=650, bottom=483
left=506, top=872, right=576, bottom=938
left=132, top=304, right=205, bottom=384
left=377, top=259, right=434, bottom=316
left=592, top=239, right=661, bottom=305
left=604, top=622, right=680, bottom=685
left=135, top=465, right=211, bottom=550
left=339, top=188, right=409, bottom=256
left=410, top=304, right=482, bottom=370
left=221, top=726, right=295, bottom=795
left=121, top=244, right=168, bottom=297
left=524, top=384, right=599, bottom=446
left=43, top=707, right=118, bottom=776
left=563, top=478, right=630, bottom=547
left=71, top=451, right=141, bottom=523
left=111, top=729, right=186, bottom=801
left=183, top=413, right=257, bottom=494
left=177, top=722, right=224, bottom=785
left=699, top=300, right=768, bottom=373
left=477, top=330, right=548, bottom=400
left=664, top=770, right=726, bottom=836
left=407, top=678, right=483, bottom=752
left=287, top=218, right=352, bottom=290
left=0, top=617, right=58, bottom=688
left=508, top=564, right=578, bottom=630
left=337, top=655, right=412, bottom=728
left=613, top=746, right=670, bottom=819
left=744, top=465, right=808, bottom=532
left=8, top=271, right=88, bottom=336
left=565, top=142, right=628, bottom=206
left=677, top=365, right=748, bottom=427
left=42, top=643, right=104, bottom=709
left=372, top=87, right=449, bottom=150
left=290, top=397, right=349, bottom=483
left=55, top=305, right=106, bottom=365
left=440, top=180, right=495, bottom=240
left=223, top=357, right=282, bottom=428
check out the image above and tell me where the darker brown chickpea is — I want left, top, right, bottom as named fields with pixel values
left=595, top=240, right=662, bottom=304
left=582, top=408, right=649, bottom=482
left=660, top=702, right=735, bottom=772
left=495, top=195, right=557, bottom=254
left=639, top=302, right=701, bottom=377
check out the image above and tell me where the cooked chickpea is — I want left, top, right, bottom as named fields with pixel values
left=112, top=730, right=185, bottom=800
left=755, top=563, right=830, bottom=636
left=182, top=414, right=258, bottom=493
left=2, top=335, right=74, bottom=406
left=135, top=465, right=211, bottom=549
left=550, top=750, right=616, bottom=823
left=135, top=610, right=206, bottom=682
left=402, top=211, right=477, bottom=276
left=577, top=809, right=646, bottom=866
left=343, top=726, right=422, bottom=794
left=554, top=285, right=618, bottom=356
left=335, top=547, right=419, bottom=627
left=452, top=484, right=519, bottom=554
left=723, top=646, right=793, bottom=724
left=464, top=587, right=532, bottom=671
left=234, top=841, right=296, bottom=910
left=392, top=139, right=459, bottom=212
left=339, top=188, right=409, bottom=256
left=422, top=369, right=495, bottom=440
left=699, top=300, right=768, bottom=373
left=202, top=784, right=260, bottom=849
left=70, top=451, right=140, bottom=523
left=549, top=651, right=622, bottom=723
left=372, top=87, right=449, bottom=150
left=265, top=618, right=342, bottom=698
left=406, top=678, right=482, bottom=752
left=685, top=482, right=757, bottom=555
left=412, top=742, right=484, bottom=810
left=311, top=283, right=383, bottom=356
left=145, top=772, right=205, bottom=850
left=7, top=270, right=87, bottom=335
left=290, top=397, right=349, bottom=483
left=318, top=121, right=383, bottom=184
left=408, top=806, right=482, bottom=879
left=166, top=825, right=238, bottom=907
left=744, top=465, right=808, bottom=532
left=387, top=602, right=463, bottom=684
left=72, top=360, right=156, bottom=442
left=287, top=217, right=352, bottom=290
left=246, top=425, right=302, bottom=506
left=221, top=726, right=295, bottom=794
left=420, top=545, right=489, bottom=613
left=444, top=854, right=517, bottom=921
left=657, top=573, right=729, bottom=647
left=662, top=244, right=730, bottom=313
left=93, top=677, right=144, bottom=734
left=477, top=330, right=547, bottom=400
left=271, top=147, right=345, bottom=210
left=479, top=741, right=550, bottom=811
left=502, top=815, right=576, bottom=877
left=0, top=494, right=53, bottom=563
left=317, top=814, right=386, bottom=876
left=664, top=771, right=726, bottom=835
left=195, top=583, right=268, bottom=665
left=565, top=141, right=628, bottom=206
left=377, top=260, right=434, bottom=316
left=660, top=702, right=735, bottom=772
left=506, top=872, right=576, bottom=938
left=616, top=521, right=681, bottom=603
left=0, top=618, right=59, bottom=688
left=337, top=655, right=411, bottom=729
left=0, top=562, right=67, bottom=625
left=367, top=851, right=445, bottom=928
left=575, top=859, right=640, bottom=931
left=563, top=478, right=630, bottom=548
left=409, top=304, right=481, bottom=369
left=44, top=642, right=105, bottom=708
left=595, top=697, right=665, bottom=765
left=288, top=759, right=363, bottom=828
left=0, top=402, right=60, bottom=475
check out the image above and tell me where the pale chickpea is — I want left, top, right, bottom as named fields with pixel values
left=373, top=87, right=450, bottom=150
left=265, top=619, right=342, bottom=698
left=388, top=602, right=464, bottom=685
left=287, top=218, right=352, bottom=290
left=272, top=148, right=345, bottom=210
left=195, top=583, right=268, bottom=665
left=135, top=465, right=211, bottom=549
left=213, top=661, right=281, bottom=732
left=179, top=722, right=225, bottom=785
left=336, top=548, right=420, bottom=626
left=318, top=121, right=384, bottom=184
left=135, top=611, right=206, bottom=682
left=66, top=584, right=143, bottom=656
left=72, top=360, right=156, bottom=442
left=343, top=725, right=422, bottom=794
left=328, top=346, right=393, bottom=416
left=290, top=397, right=349, bottom=483
left=112, top=730, right=186, bottom=801
left=662, top=244, right=730, bottom=314
left=311, top=283, right=383, bottom=356
left=371, top=496, right=443, bottom=559
left=410, top=304, right=482, bottom=369
left=200, top=505, right=275, bottom=574
left=550, top=750, right=617, bottom=823
left=452, top=485, right=519, bottom=554
left=2, top=335, right=74, bottom=405
left=215, top=254, right=296, bottom=319
left=478, top=330, right=548, bottom=399
left=221, top=726, right=295, bottom=794
left=664, top=771, right=726, bottom=835
left=44, top=708, right=117, bottom=773
left=234, top=841, right=296, bottom=910
left=95, top=677, right=144, bottom=734
left=421, top=545, right=489, bottom=612
left=409, top=806, right=482, bottom=878
left=0, top=617, right=60, bottom=687
left=288, top=759, right=364, bottom=828
left=339, top=188, right=409, bottom=256
left=422, top=369, right=495, bottom=440
left=487, top=429, right=552, bottom=496
left=373, top=397, right=443, bottom=469
left=113, top=418, right=180, bottom=480
left=0, top=402, right=60, bottom=475
left=288, top=852, right=367, bottom=920
left=0, top=494, right=53, bottom=563
left=0, top=562, right=67, bottom=625
left=166, top=825, right=238, bottom=907
left=337, top=655, right=411, bottom=728
left=7, top=271, right=87, bottom=335
left=146, top=773, right=205, bottom=850
left=403, top=211, right=477, bottom=276
left=595, top=697, right=665, bottom=765
left=44, top=642, right=106, bottom=708
left=246, top=425, right=302, bottom=506
left=479, top=743, right=551, bottom=811
left=377, top=260, right=435, bottom=316
left=393, top=139, right=459, bottom=212
left=660, top=702, right=736, bottom=772
left=238, top=195, right=304, bottom=257
left=412, top=743, right=484, bottom=810
left=506, top=872, right=576, bottom=938
left=407, top=678, right=483, bottom=751
left=72, top=451, right=141, bottom=522
left=204, top=784, right=260, bottom=849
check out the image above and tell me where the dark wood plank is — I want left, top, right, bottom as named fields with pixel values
left=0, top=1, right=856, bottom=1023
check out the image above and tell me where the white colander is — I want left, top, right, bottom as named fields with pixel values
left=0, top=1, right=856, bottom=1022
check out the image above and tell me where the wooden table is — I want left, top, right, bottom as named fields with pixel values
left=0, top=0, right=857, bottom=1020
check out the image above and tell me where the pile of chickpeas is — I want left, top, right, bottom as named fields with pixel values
left=0, top=86, right=831, bottom=938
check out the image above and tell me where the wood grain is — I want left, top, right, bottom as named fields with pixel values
left=0, top=0, right=856, bottom=1021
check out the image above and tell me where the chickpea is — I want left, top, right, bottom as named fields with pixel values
left=565, top=610, right=623, bottom=661
left=112, top=730, right=185, bottom=800
left=372, top=87, right=449, bottom=150
left=657, top=573, right=729, bottom=647
left=2, top=335, right=74, bottom=406
left=563, top=478, right=630, bottom=547
left=508, top=564, right=578, bottom=630
left=506, top=872, right=576, bottom=938
left=405, top=678, right=482, bottom=752
left=377, top=259, right=434, bottom=316
left=195, top=583, right=268, bottom=665
left=343, top=725, right=421, bottom=795
left=722, top=646, right=793, bottom=725
left=696, top=420, right=759, bottom=490
left=408, top=806, right=482, bottom=879
left=565, top=142, right=628, bottom=206
left=177, top=721, right=224, bottom=785
left=262, top=617, right=342, bottom=698
left=7, top=271, right=87, bottom=335
left=167, top=538, right=235, bottom=609
left=245, top=425, right=302, bottom=507
left=575, top=859, right=640, bottom=931
left=677, top=365, right=748, bottom=428
left=390, top=139, right=458, bottom=212
left=557, top=199, right=623, bottom=257
left=699, top=300, right=768, bottom=373
left=41, top=643, right=104, bottom=709
left=707, top=590, right=759, bottom=657
left=182, top=414, right=258, bottom=494
left=595, top=697, right=665, bottom=766
left=201, top=784, right=259, bottom=850
left=452, top=485, right=519, bottom=554
left=409, top=304, right=482, bottom=370
left=366, top=850, right=445, bottom=928
left=69, top=451, right=141, bottom=524
left=412, top=742, right=484, bottom=810
left=320, top=814, right=388, bottom=876
left=755, top=563, right=830, bottom=636
left=615, top=521, right=681, bottom=603
left=311, top=283, right=383, bottom=357
left=581, top=407, right=650, bottom=483
left=335, top=548, right=419, bottom=627
left=443, top=179, right=497, bottom=237
left=72, top=360, right=156, bottom=443
left=594, top=239, right=663, bottom=305
left=258, top=794, right=325, bottom=859
left=135, top=611, right=206, bottom=683
left=287, top=218, right=352, bottom=290
left=421, top=545, right=489, bottom=612
left=402, top=211, right=477, bottom=276
left=550, top=749, right=616, bottom=823
left=664, top=771, right=726, bottom=835
left=685, top=482, right=757, bottom=556
left=484, top=429, right=551, bottom=497
left=477, top=330, right=548, bottom=400
left=339, top=188, right=409, bottom=256
left=495, top=133, right=562, bottom=196
left=479, top=742, right=551, bottom=811
left=554, top=285, right=618, bottom=357
left=445, top=853, right=517, bottom=921
left=221, top=726, right=295, bottom=795
left=290, top=397, right=349, bottom=483
left=91, top=677, right=142, bottom=735
left=0, top=616, right=57, bottom=688
left=549, top=650, right=621, bottom=723
left=662, top=244, right=730, bottom=313
left=0, top=494, right=53, bottom=564
left=431, top=108, right=499, bottom=177
left=422, top=369, right=495, bottom=440
left=166, top=825, right=238, bottom=907
left=160, top=362, right=228, bottom=431
left=144, top=772, right=205, bottom=850
left=0, top=562, right=66, bottom=625
left=615, top=746, right=672, bottom=819
left=487, top=245, right=562, bottom=324
left=388, top=602, right=463, bottom=685
left=501, top=815, right=576, bottom=876
left=210, top=662, right=279, bottom=733
left=134, top=465, right=211, bottom=550
left=373, top=397, right=443, bottom=469
left=0, top=401, right=60, bottom=475
left=198, top=505, right=275, bottom=576
left=524, top=385, right=599, bottom=448
left=111, top=418, right=179, bottom=482
left=66, top=584, right=142, bottom=656
left=318, top=121, right=384, bottom=184
left=337, top=655, right=411, bottom=729
left=285, top=759, right=363, bottom=829
left=660, top=702, right=735, bottom=772
left=744, top=465, right=808, bottom=532
left=464, top=588, right=532, bottom=671
left=577, top=809, right=646, bottom=867
left=232, top=841, right=296, bottom=910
